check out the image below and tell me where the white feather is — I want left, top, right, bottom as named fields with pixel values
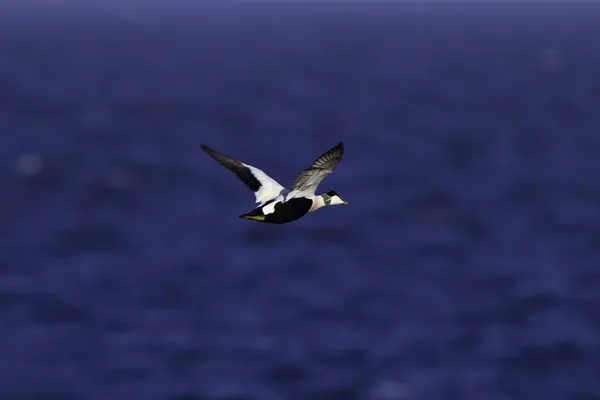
left=261, top=195, right=283, bottom=215
left=242, top=163, right=285, bottom=205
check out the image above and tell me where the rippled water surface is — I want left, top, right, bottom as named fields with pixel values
left=1, top=2, right=599, bottom=399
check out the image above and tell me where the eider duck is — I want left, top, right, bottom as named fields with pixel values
left=201, top=142, right=348, bottom=224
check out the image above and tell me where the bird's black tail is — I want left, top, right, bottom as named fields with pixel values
left=239, top=208, right=266, bottom=222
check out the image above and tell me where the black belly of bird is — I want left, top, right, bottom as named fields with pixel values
left=241, top=197, right=313, bottom=224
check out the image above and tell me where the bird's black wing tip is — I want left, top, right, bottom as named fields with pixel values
left=201, top=144, right=219, bottom=157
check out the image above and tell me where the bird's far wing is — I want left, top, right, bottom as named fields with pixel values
left=289, top=141, right=344, bottom=196
left=201, top=145, right=285, bottom=205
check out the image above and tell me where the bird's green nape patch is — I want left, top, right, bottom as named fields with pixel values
left=321, top=193, right=333, bottom=205
left=320, top=190, right=348, bottom=206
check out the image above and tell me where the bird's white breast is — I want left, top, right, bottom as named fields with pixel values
left=308, top=195, right=325, bottom=213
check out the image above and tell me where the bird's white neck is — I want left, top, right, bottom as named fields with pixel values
left=309, top=195, right=326, bottom=213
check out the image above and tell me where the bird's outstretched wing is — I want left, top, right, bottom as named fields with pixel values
left=289, top=142, right=344, bottom=196
left=201, top=145, right=285, bottom=205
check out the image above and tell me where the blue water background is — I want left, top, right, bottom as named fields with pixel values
left=1, top=2, right=599, bottom=399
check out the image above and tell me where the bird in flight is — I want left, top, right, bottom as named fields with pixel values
left=201, top=141, right=348, bottom=224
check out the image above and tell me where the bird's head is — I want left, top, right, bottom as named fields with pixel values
left=320, top=190, right=348, bottom=206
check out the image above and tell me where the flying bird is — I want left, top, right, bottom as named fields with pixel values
left=201, top=141, right=348, bottom=224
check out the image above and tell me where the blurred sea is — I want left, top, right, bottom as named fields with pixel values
left=1, top=2, right=599, bottom=399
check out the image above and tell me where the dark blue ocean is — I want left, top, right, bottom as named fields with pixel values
left=1, top=2, right=599, bottom=399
